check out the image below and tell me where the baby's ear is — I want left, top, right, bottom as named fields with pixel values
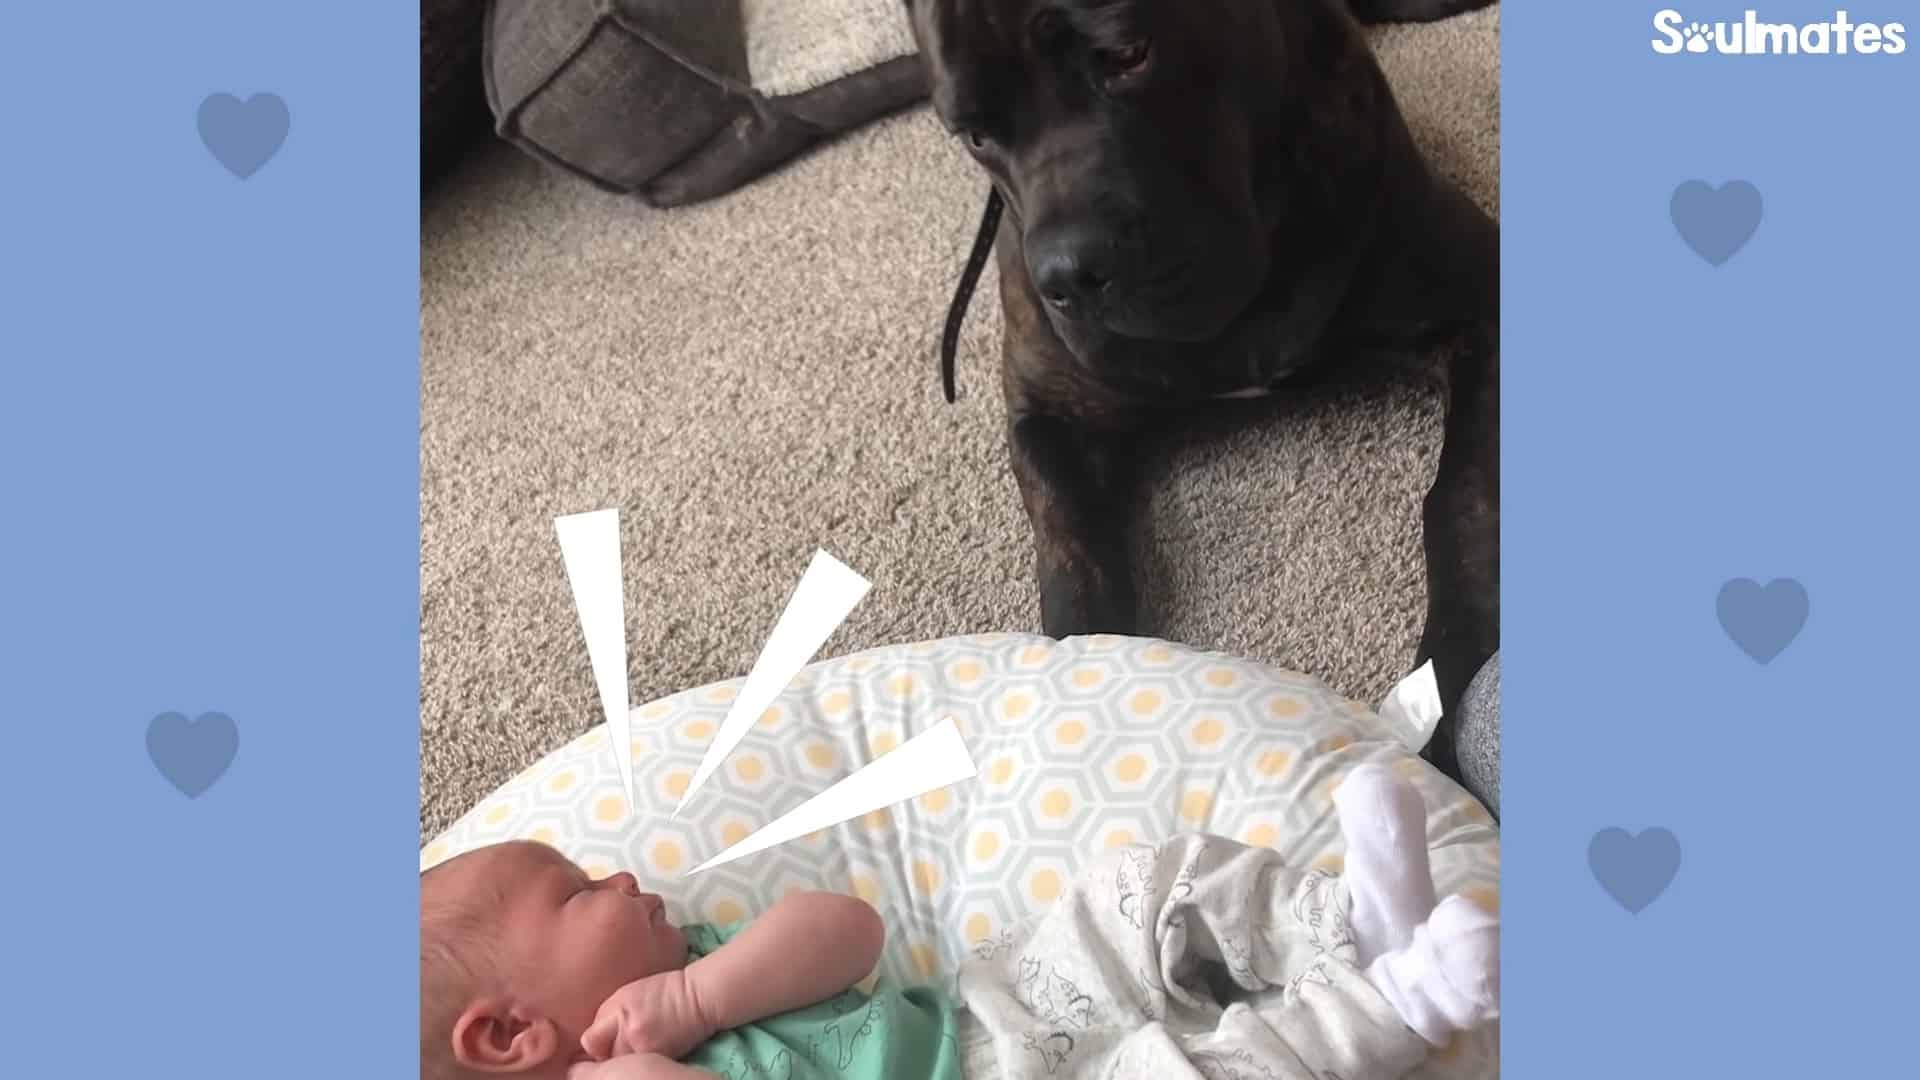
left=450, top=995, right=564, bottom=1073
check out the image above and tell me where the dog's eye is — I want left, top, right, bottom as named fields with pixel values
left=1097, top=39, right=1152, bottom=78
left=957, top=128, right=988, bottom=151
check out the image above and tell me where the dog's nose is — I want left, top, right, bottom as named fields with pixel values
left=1028, top=221, right=1116, bottom=310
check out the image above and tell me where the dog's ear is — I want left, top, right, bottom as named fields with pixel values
left=1278, top=4, right=1387, bottom=212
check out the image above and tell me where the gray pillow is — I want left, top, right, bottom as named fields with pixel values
left=1455, top=651, right=1500, bottom=819
left=484, top=0, right=928, bottom=208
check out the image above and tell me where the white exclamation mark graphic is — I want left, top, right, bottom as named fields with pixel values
left=672, top=549, right=871, bottom=819
left=555, top=509, right=634, bottom=816
left=685, top=716, right=977, bottom=876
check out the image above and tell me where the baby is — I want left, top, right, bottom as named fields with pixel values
left=423, top=765, right=1495, bottom=1079
left=420, top=841, right=960, bottom=1079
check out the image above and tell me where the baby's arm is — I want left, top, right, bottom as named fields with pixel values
left=568, top=1052, right=716, bottom=1079
left=582, top=891, right=884, bottom=1062
left=686, top=890, right=885, bottom=1030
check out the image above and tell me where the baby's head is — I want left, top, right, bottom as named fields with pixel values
left=421, top=840, right=690, bottom=1078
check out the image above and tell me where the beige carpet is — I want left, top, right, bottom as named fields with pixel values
left=419, top=8, right=1500, bottom=840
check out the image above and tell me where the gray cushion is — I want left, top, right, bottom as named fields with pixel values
left=1455, top=651, right=1500, bottom=819
left=484, top=0, right=927, bottom=208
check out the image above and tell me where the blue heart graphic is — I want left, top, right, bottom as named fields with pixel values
left=1589, top=827, right=1680, bottom=914
left=197, top=92, right=289, bottom=179
left=1717, top=577, right=1808, bottom=664
left=147, top=711, right=239, bottom=798
left=1671, top=180, right=1762, bottom=266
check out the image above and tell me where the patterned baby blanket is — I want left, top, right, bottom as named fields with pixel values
left=955, top=835, right=1432, bottom=1080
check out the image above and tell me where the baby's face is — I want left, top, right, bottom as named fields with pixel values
left=461, top=841, right=689, bottom=1039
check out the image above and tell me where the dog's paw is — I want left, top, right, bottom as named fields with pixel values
left=1684, top=22, right=1713, bottom=53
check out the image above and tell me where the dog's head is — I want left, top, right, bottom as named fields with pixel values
left=907, top=0, right=1315, bottom=345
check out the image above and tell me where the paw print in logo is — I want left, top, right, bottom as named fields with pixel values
left=1684, top=22, right=1712, bottom=52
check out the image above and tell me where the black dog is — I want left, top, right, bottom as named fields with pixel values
left=906, top=0, right=1498, bottom=778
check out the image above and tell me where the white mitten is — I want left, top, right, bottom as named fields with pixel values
left=1333, top=763, right=1500, bottom=1045
left=1364, top=895, right=1499, bottom=1045
left=1332, top=763, right=1438, bottom=965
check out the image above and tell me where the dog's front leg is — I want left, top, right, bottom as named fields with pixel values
left=1415, top=321, right=1499, bottom=779
left=1007, top=410, right=1141, bottom=639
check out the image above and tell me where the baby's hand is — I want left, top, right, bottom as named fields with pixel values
left=581, top=969, right=716, bottom=1062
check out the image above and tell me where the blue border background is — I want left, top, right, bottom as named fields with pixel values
left=2, top=3, right=419, bottom=1074
left=1505, top=2, right=1918, bottom=1077
left=4, top=1, right=1917, bottom=1075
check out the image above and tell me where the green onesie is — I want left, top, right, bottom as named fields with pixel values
left=677, top=922, right=963, bottom=1080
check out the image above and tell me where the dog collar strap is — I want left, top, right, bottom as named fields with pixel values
left=940, top=186, right=1005, bottom=404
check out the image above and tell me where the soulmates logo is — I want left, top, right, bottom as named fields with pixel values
left=1651, top=9, right=1907, bottom=55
